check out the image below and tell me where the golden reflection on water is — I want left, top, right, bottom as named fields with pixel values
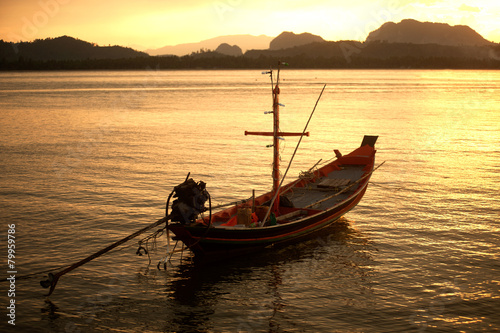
left=0, top=70, right=499, bottom=332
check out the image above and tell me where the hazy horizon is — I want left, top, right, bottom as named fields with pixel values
left=1, top=1, right=499, bottom=51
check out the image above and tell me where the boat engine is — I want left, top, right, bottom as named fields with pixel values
left=169, top=178, right=209, bottom=225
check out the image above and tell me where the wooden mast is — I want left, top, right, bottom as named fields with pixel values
left=272, top=65, right=281, bottom=195
left=245, top=62, right=308, bottom=212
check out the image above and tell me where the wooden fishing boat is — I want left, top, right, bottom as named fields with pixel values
left=40, top=63, right=378, bottom=295
left=165, top=64, right=379, bottom=260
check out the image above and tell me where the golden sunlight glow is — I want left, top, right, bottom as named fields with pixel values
left=0, top=0, right=499, bottom=49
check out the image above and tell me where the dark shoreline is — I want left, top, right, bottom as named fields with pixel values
left=1, top=54, right=499, bottom=71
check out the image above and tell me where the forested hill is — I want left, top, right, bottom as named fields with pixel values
left=0, top=36, right=147, bottom=61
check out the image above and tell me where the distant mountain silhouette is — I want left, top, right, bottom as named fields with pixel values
left=147, top=35, right=272, bottom=56
left=0, top=36, right=147, bottom=61
left=243, top=19, right=498, bottom=66
left=366, top=19, right=492, bottom=46
left=270, top=32, right=325, bottom=50
left=1, top=19, right=499, bottom=70
left=215, top=43, right=243, bottom=56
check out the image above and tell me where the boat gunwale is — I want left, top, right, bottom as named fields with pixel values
left=212, top=172, right=371, bottom=232
left=169, top=185, right=369, bottom=255
left=171, top=153, right=375, bottom=240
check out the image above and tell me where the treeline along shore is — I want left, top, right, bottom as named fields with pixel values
left=2, top=46, right=500, bottom=70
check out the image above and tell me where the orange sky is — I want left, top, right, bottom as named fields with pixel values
left=1, top=0, right=498, bottom=50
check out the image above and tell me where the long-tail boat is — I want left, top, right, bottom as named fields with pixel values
left=40, top=63, right=379, bottom=295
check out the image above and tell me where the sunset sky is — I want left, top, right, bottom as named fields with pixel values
left=1, top=0, right=499, bottom=50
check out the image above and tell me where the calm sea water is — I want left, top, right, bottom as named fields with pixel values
left=0, top=69, right=499, bottom=332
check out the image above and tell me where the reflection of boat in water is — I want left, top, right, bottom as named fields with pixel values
left=165, top=63, right=379, bottom=260
left=158, top=220, right=377, bottom=332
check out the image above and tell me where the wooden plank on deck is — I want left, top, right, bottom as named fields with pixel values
left=317, top=178, right=351, bottom=189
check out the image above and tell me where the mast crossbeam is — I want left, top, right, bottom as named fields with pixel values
left=245, top=131, right=309, bottom=137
